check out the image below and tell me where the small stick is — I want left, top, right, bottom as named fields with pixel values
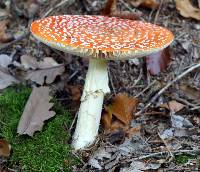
left=134, top=149, right=200, bottom=160
left=69, top=112, right=78, bottom=132
left=134, top=80, right=156, bottom=98
left=108, top=67, right=116, bottom=95
left=136, top=63, right=200, bottom=116
left=154, top=0, right=164, bottom=24
left=42, top=0, right=75, bottom=17
left=158, top=132, right=174, bottom=161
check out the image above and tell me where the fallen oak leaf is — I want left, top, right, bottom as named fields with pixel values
left=21, top=55, right=59, bottom=70
left=0, top=139, right=11, bottom=157
left=0, top=69, right=19, bottom=89
left=17, top=86, right=55, bottom=136
left=175, top=0, right=200, bottom=20
left=111, top=93, right=139, bottom=124
left=101, top=105, right=113, bottom=130
left=146, top=47, right=171, bottom=75
left=20, top=55, right=65, bottom=85
left=0, top=54, right=12, bottom=68
left=102, top=94, right=139, bottom=132
left=0, top=54, right=19, bottom=89
left=24, top=64, right=65, bottom=85
left=159, top=100, right=185, bottom=113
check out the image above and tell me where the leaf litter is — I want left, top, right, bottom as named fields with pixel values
left=17, top=86, right=55, bottom=136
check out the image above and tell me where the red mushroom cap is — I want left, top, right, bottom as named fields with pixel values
left=31, top=15, right=174, bottom=59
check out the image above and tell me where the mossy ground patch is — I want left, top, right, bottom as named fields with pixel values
left=0, top=85, right=79, bottom=171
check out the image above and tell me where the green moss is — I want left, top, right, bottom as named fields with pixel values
left=175, top=154, right=197, bottom=165
left=0, top=85, right=79, bottom=172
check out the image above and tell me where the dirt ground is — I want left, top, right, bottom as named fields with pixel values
left=0, top=0, right=200, bottom=171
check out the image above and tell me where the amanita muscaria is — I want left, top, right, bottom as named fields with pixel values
left=31, top=15, right=174, bottom=150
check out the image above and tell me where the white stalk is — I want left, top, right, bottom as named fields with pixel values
left=72, top=59, right=110, bottom=150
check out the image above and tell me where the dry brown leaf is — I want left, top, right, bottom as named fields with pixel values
left=175, top=0, right=200, bottom=20
left=160, top=100, right=185, bottom=112
left=102, top=94, right=139, bottom=133
left=146, top=47, right=171, bottom=75
left=129, top=0, right=159, bottom=9
left=25, top=65, right=65, bottom=85
left=20, top=55, right=65, bottom=85
left=180, top=84, right=200, bottom=102
left=0, top=139, right=11, bottom=157
left=0, top=70, right=19, bottom=89
left=101, top=106, right=113, bottom=130
left=21, top=55, right=59, bottom=70
left=111, top=93, right=139, bottom=124
left=0, top=54, right=19, bottom=89
left=126, top=125, right=141, bottom=138
left=101, top=0, right=117, bottom=15
left=17, top=86, right=55, bottom=136
left=66, top=85, right=81, bottom=101
left=0, top=20, right=14, bottom=43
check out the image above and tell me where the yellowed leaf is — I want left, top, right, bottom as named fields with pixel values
left=160, top=100, right=185, bottom=112
left=0, top=139, right=11, bottom=157
left=111, top=93, right=139, bottom=124
left=175, top=0, right=200, bottom=20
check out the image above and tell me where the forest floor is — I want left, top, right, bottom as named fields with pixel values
left=0, top=0, right=200, bottom=171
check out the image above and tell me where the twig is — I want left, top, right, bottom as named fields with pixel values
left=0, top=32, right=30, bottom=51
left=134, top=80, right=156, bottom=98
left=42, top=0, right=75, bottom=18
left=108, top=66, right=116, bottom=95
left=135, top=111, right=167, bottom=118
left=158, top=132, right=174, bottom=161
left=68, top=70, right=79, bottom=82
left=134, top=149, right=200, bottom=160
left=118, top=0, right=135, bottom=12
left=69, top=112, right=78, bottom=132
left=173, top=96, right=199, bottom=109
left=136, top=63, right=200, bottom=116
left=130, top=68, right=143, bottom=88
left=154, top=0, right=164, bottom=24
left=190, top=106, right=200, bottom=111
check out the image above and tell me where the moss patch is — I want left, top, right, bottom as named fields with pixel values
left=0, top=85, right=79, bottom=172
left=175, top=154, right=197, bottom=165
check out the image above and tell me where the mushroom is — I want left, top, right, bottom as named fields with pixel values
left=30, top=15, right=174, bottom=150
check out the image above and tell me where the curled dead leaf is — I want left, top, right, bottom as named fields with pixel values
left=146, top=47, right=171, bottom=75
left=102, top=93, right=139, bottom=136
left=0, top=139, right=11, bottom=157
left=111, top=93, right=139, bottom=124
left=129, top=0, right=159, bottom=9
left=175, top=0, right=200, bottom=20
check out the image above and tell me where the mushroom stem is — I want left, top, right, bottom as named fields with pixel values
left=72, top=59, right=110, bottom=150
